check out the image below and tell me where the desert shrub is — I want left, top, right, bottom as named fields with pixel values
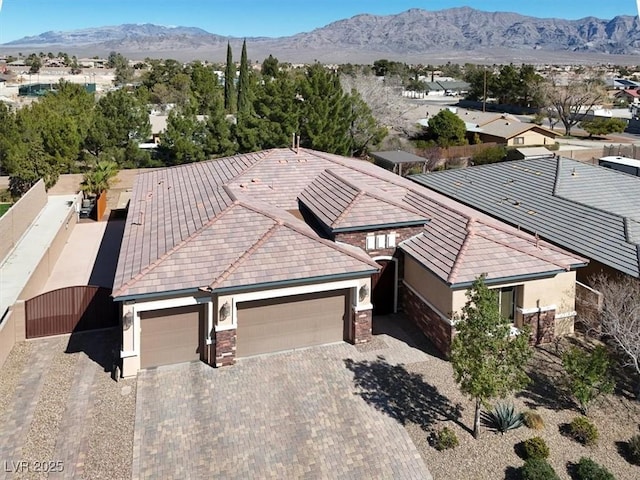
left=471, top=145, right=506, bottom=165
left=569, top=417, right=599, bottom=446
left=627, top=434, right=640, bottom=465
left=562, top=346, right=614, bottom=415
left=486, top=402, right=523, bottom=434
left=523, top=411, right=544, bottom=430
left=521, top=458, right=560, bottom=480
left=432, top=427, right=459, bottom=451
left=523, top=436, right=550, bottom=459
left=575, top=457, right=616, bottom=480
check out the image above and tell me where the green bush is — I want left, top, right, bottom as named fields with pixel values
left=521, top=458, right=560, bottom=480
left=562, top=346, right=614, bottom=415
left=486, top=402, right=523, bottom=434
left=432, top=427, right=459, bottom=451
left=628, top=434, right=640, bottom=465
left=569, top=417, right=599, bottom=446
left=523, top=411, right=545, bottom=430
left=523, top=436, right=550, bottom=459
left=575, top=457, right=616, bottom=480
left=471, top=145, right=507, bottom=165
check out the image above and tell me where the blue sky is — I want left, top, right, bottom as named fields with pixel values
left=0, top=0, right=638, bottom=42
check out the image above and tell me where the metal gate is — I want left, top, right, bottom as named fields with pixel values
left=25, top=286, right=118, bottom=338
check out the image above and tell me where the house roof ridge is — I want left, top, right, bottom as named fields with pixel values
left=113, top=195, right=238, bottom=297
left=447, top=218, right=475, bottom=284
left=236, top=198, right=381, bottom=270
left=208, top=220, right=281, bottom=290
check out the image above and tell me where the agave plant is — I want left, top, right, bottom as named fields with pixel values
left=484, top=402, right=523, bottom=434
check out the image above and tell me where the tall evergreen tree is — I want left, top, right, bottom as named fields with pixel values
left=237, top=39, right=250, bottom=115
left=224, top=43, right=236, bottom=113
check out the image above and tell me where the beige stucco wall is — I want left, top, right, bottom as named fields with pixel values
left=0, top=310, right=16, bottom=368
left=0, top=180, right=47, bottom=262
left=506, top=129, right=555, bottom=147
left=403, top=256, right=453, bottom=316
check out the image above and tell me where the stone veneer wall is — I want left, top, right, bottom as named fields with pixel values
left=351, top=308, right=372, bottom=344
left=523, top=309, right=556, bottom=345
left=402, top=285, right=453, bottom=356
left=334, top=225, right=424, bottom=258
left=214, top=329, right=236, bottom=367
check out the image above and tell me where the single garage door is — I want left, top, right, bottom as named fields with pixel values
left=236, top=290, right=348, bottom=357
left=139, top=305, right=203, bottom=368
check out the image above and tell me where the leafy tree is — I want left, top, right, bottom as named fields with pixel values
left=158, top=108, right=208, bottom=165
left=261, top=54, right=279, bottom=78
left=85, top=89, right=150, bottom=157
left=110, top=52, right=134, bottom=86
left=224, top=43, right=236, bottom=113
left=9, top=141, right=59, bottom=198
left=562, top=346, right=614, bottom=415
left=543, top=76, right=606, bottom=136
left=298, top=64, right=353, bottom=155
left=189, top=61, right=221, bottom=113
left=25, top=53, right=42, bottom=74
left=347, top=89, right=387, bottom=157
left=451, top=275, right=533, bottom=438
left=0, top=103, right=21, bottom=174
left=427, top=110, right=467, bottom=147
left=579, top=117, right=627, bottom=137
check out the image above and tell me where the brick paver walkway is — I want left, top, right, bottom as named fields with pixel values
left=133, top=315, right=434, bottom=480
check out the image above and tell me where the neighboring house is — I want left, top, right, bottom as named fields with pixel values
left=468, top=118, right=560, bottom=146
left=113, top=148, right=587, bottom=376
left=148, top=113, right=208, bottom=143
left=411, top=157, right=640, bottom=282
left=614, top=89, right=640, bottom=104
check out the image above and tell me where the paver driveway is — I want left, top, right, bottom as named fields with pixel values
left=133, top=316, right=434, bottom=479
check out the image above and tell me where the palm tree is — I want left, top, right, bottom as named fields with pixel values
left=81, top=159, right=118, bottom=197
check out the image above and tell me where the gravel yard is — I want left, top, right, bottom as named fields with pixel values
left=398, top=335, right=640, bottom=480
left=0, top=329, right=136, bottom=480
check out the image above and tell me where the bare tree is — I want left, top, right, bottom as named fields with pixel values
left=589, top=274, right=640, bottom=396
left=542, top=75, right=606, bottom=136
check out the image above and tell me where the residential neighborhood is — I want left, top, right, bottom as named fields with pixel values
left=2, top=4, right=640, bottom=480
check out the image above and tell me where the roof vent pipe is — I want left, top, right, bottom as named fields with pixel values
left=296, top=135, right=300, bottom=154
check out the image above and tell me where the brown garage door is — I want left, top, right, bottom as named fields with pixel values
left=140, top=305, right=203, bottom=369
left=236, top=290, right=348, bottom=358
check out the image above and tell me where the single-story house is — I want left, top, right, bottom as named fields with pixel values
left=114, top=148, right=587, bottom=376
left=469, top=118, right=560, bottom=146
left=411, top=157, right=640, bottom=282
left=614, top=89, right=640, bottom=104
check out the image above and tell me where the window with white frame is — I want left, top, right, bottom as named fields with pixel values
left=513, top=136, right=525, bottom=145
left=366, top=235, right=375, bottom=250
left=376, top=234, right=386, bottom=249
left=387, top=232, right=397, bottom=248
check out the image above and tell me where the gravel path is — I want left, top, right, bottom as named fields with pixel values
left=400, top=339, right=640, bottom=480
left=0, top=330, right=136, bottom=480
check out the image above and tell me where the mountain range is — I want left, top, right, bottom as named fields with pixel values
left=3, top=7, right=640, bottom=64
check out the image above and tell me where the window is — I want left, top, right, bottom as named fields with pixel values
left=513, top=137, right=525, bottom=145
left=387, top=232, right=397, bottom=248
left=495, top=286, right=517, bottom=322
left=376, top=234, right=386, bottom=249
left=366, top=235, right=375, bottom=250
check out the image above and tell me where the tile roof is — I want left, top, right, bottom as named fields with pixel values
left=477, top=120, right=559, bottom=140
left=298, top=170, right=428, bottom=232
left=113, top=148, right=589, bottom=300
left=411, top=157, right=640, bottom=278
left=400, top=191, right=585, bottom=286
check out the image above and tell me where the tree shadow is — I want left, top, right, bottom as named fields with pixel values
left=566, top=460, right=580, bottom=480
left=515, top=348, right=574, bottom=411
left=503, top=465, right=522, bottom=480
left=344, top=355, right=469, bottom=434
left=615, top=440, right=639, bottom=466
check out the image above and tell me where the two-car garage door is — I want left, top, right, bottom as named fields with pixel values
left=138, top=289, right=349, bottom=369
left=236, top=290, right=348, bottom=358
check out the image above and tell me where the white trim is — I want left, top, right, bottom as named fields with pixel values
left=372, top=256, right=398, bottom=313
left=120, top=350, right=136, bottom=358
left=215, top=323, right=237, bottom=332
left=402, top=280, right=453, bottom=325
left=355, top=303, right=374, bottom=313
left=517, top=304, right=557, bottom=315
left=231, top=278, right=362, bottom=303
left=206, top=302, right=213, bottom=345
left=555, top=310, right=577, bottom=320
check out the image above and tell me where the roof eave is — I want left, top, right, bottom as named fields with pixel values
left=112, top=286, right=204, bottom=303
left=449, top=268, right=574, bottom=289
left=210, top=269, right=380, bottom=295
left=332, top=220, right=428, bottom=233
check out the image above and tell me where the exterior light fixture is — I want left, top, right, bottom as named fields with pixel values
left=219, top=301, right=231, bottom=321
left=123, top=311, right=133, bottom=330
left=359, top=284, right=369, bottom=302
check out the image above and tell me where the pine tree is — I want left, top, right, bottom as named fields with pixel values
left=224, top=43, right=236, bottom=113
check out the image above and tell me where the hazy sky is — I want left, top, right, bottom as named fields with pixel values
left=0, top=0, right=637, bottom=42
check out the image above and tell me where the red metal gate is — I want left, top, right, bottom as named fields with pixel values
left=25, top=286, right=118, bottom=338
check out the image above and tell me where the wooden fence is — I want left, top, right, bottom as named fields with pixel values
left=25, top=286, right=118, bottom=339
